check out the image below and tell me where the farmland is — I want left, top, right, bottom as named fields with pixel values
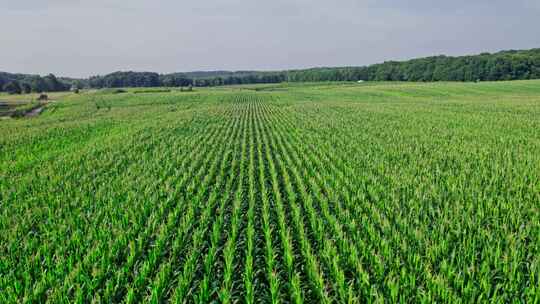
left=1, top=81, right=539, bottom=303
left=0, top=92, right=71, bottom=118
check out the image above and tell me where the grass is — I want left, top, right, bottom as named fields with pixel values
left=1, top=80, right=539, bottom=303
left=0, top=92, right=74, bottom=117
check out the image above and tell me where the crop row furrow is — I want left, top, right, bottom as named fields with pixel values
left=257, top=106, right=305, bottom=303
left=124, top=111, right=242, bottom=303
left=276, top=105, right=462, bottom=301
left=166, top=104, right=246, bottom=303
left=192, top=105, right=246, bottom=303
left=257, top=103, right=331, bottom=303
left=23, top=125, right=203, bottom=302
left=252, top=99, right=282, bottom=304
left=218, top=101, right=249, bottom=304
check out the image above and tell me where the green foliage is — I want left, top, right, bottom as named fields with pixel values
left=88, top=71, right=161, bottom=88
left=82, top=48, right=540, bottom=88
left=1, top=81, right=539, bottom=303
left=288, top=49, right=540, bottom=82
left=0, top=72, right=70, bottom=93
left=3, top=81, right=22, bottom=94
left=20, top=83, right=32, bottom=94
left=31, top=76, right=48, bottom=93
left=3, top=48, right=540, bottom=92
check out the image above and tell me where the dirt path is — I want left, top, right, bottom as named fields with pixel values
left=1, top=92, right=69, bottom=119
left=25, top=105, right=46, bottom=117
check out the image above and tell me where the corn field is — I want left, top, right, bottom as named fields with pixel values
left=1, top=81, right=540, bottom=303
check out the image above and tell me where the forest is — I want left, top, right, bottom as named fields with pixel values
left=287, top=48, right=540, bottom=82
left=2, top=48, right=539, bottom=93
left=0, top=73, right=70, bottom=94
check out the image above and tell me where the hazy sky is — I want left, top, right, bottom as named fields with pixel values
left=1, top=0, right=539, bottom=77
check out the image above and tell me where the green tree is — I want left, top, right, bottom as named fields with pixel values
left=21, top=83, right=32, bottom=94
left=3, top=81, right=22, bottom=94
left=31, top=77, right=48, bottom=93
left=43, top=74, right=66, bottom=91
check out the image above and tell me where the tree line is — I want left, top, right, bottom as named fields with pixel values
left=0, top=73, right=70, bottom=94
left=286, top=49, right=540, bottom=82
left=85, top=71, right=286, bottom=88
left=2, top=48, right=539, bottom=94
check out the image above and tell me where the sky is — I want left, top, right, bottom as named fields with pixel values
left=1, top=0, right=539, bottom=78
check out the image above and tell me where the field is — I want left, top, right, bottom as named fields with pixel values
left=1, top=81, right=539, bottom=303
left=0, top=92, right=71, bottom=118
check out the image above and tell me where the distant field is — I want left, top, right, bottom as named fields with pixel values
left=1, top=81, right=539, bottom=303
left=0, top=92, right=73, bottom=117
